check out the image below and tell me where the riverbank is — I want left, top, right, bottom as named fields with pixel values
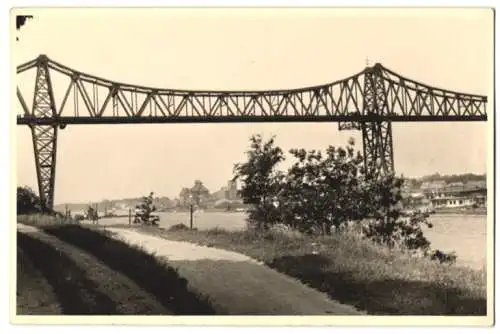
left=16, top=218, right=360, bottom=315
left=432, top=207, right=487, bottom=215
left=17, top=214, right=487, bottom=315
left=110, top=222, right=486, bottom=315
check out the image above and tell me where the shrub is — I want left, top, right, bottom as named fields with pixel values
left=430, top=250, right=458, bottom=264
left=233, top=135, right=457, bottom=264
left=74, top=214, right=85, bottom=222
left=168, top=223, right=190, bottom=231
left=17, top=186, right=43, bottom=214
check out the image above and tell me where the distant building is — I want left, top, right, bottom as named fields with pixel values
left=429, top=181, right=486, bottom=209
left=226, top=180, right=238, bottom=200
left=210, top=179, right=240, bottom=202
left=420, top=180, right=446, bottom=195
left=212, top=187, right=227, bottom=201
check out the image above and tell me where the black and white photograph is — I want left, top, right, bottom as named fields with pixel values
left=11, top=6, right=494, bottom=326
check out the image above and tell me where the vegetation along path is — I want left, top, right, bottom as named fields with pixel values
left=106, top=227, right=362, bottom=315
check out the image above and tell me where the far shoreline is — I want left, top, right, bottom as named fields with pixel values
left=94, top=209, right=488, bottom=223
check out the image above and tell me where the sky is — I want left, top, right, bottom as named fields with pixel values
left=13, top=8, right=493, bottom=204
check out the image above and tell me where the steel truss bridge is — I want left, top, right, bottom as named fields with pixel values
left=16, top=55, right=488, bottom=210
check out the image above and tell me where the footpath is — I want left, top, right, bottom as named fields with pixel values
left=107, top=228, right=362, bottom=315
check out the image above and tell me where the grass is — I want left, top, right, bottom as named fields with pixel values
left=17, top=213, right=78, bottom=226
left=16, top=244, right=62, bottom=315
left=18, top=232, right=119, bottom=314
left=18, top=216, right=217, bottom=315
left=132, top=225, right=487, bottom=315
left=19, top=229, right=175, bottom=315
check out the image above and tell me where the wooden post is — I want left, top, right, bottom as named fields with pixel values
left=190, top=204, right=193, bottom=230
left=129, top=208, right=132, bottom=225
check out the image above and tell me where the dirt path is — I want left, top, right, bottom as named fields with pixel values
left=17, top=224, right=172, bottom=315
left=108, top=227, right=362, bottom=315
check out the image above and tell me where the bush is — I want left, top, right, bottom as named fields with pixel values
left=430, top=250, right=458, bottom=264
left=74, top=214, right=85, bottom=222
left=17, top=186, right=43, bottom=214
left=168, top=223, right=190, bottom=231
left=233, top=135, right=456, bottom=264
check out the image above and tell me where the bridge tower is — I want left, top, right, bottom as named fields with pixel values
left=29, top=55, right=59, bottom=211
left=338, top=64, right=394, bottom=178
left=361, top=64, right=394, bottom=178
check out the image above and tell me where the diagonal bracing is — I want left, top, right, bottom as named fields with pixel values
left=29, top=56, right=59, bottom=210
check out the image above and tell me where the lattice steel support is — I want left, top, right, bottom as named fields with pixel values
left=361, top=68, right=395, bottom=178
left=30, top=56, right=58, bottom=210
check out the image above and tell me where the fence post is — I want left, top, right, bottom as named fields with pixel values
left=190, top=204, right=193, bottom=230
left=129, top=208, right=132, bottom=225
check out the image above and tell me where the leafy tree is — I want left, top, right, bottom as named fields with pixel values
left=179, top=187, right=191, bottom=209
left=233, top=134, right=285, bottom=229
left=190, top=180, right=210, bottom=208
left=17, top=186, right=42, bottom=214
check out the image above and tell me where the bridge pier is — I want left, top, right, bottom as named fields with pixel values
left=361, top=121, right=394, bottom=177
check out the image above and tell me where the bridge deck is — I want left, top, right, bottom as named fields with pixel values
left=17, top=115, right=487, bottom=125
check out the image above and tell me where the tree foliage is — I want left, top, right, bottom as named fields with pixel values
left=278, top=140, right=367, bottom=234
left=233, top=135, right=285, bottom=229
left=17, top=186, right=43, bottom=214
left=190, top=180, right=210, bottom=207
left=135, top=192, right=157, bottom=223
left=407, top=173, right=486, bottom=189
left=233, top=134, right=453, bottom=262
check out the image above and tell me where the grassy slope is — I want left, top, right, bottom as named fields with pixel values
left=19, top=230, right=173, bottom=315
left=130, top=225, right=487, bottom=315
left=36, top=225, right=216, bottom=315
left=17, top=216, right=217, bottom=315
left=18, top=232, right=120, bottom=314
left=17, top=244, right=62, bottom=315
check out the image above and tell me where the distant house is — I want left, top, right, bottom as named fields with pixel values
left=420, top=181, right=447, bottom=199
left=430, top=180, right=487, bottom=209
left=431, top=196, right=475, bottom=209
left=464, top=180, right=487, bottom=191
left=420, top=180, right=446, bottom=192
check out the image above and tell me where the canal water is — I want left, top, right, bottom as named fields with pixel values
left=423, top=214, right=487, bottom=270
